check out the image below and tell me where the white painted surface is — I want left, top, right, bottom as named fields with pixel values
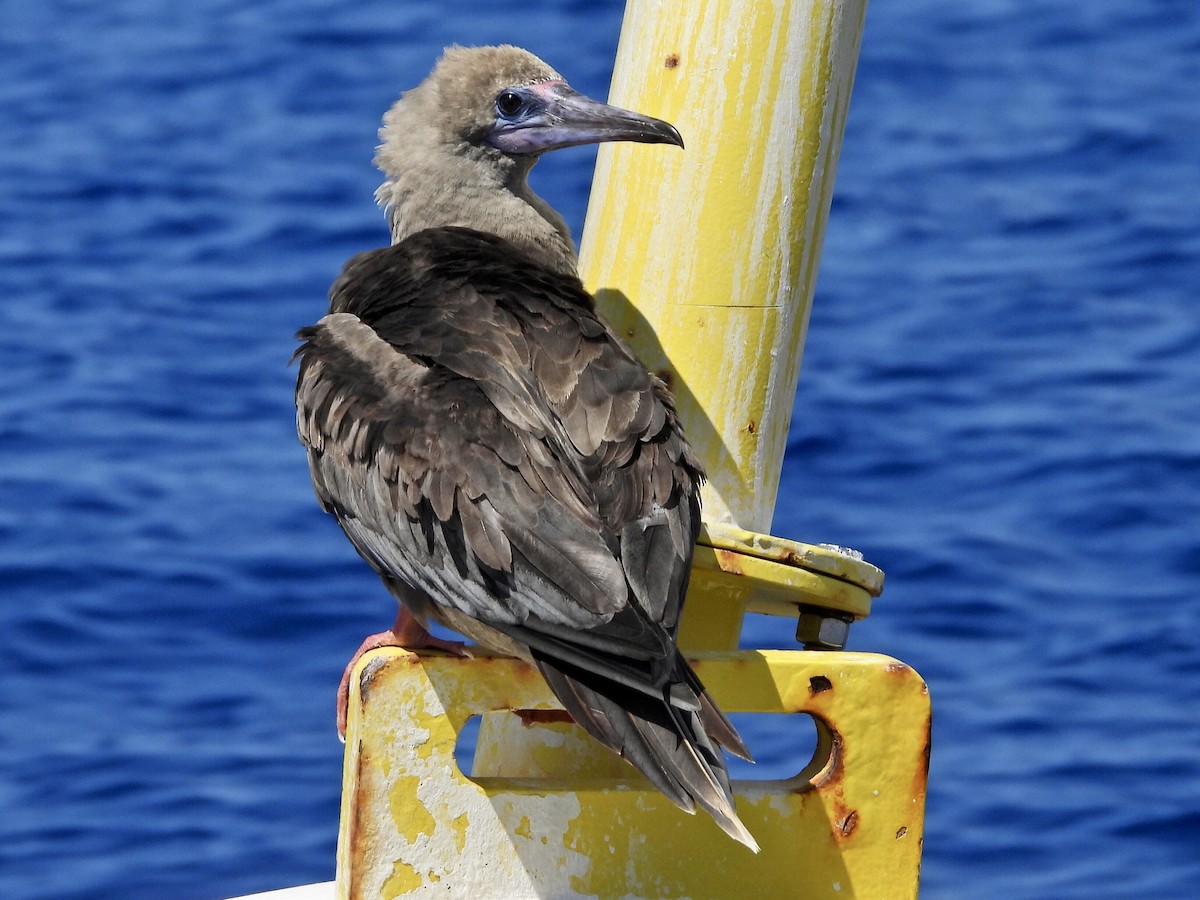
left=226, top=882, right=335, bottom=900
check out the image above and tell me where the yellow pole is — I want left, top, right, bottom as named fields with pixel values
left=578, top=0, right=867, bottom=532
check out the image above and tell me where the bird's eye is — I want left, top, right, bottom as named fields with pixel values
left=496, top=90, right=524, bottom=116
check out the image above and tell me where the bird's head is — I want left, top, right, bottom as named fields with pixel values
left=374, top=45, right=681, bottom=270
left=378, top=45, right=682, bottom=181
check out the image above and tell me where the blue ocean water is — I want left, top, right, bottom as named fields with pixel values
left=2, top=0, right=1197, bottom=897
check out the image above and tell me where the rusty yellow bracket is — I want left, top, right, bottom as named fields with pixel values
left=337, top=649, right=928, bottom=899
left=686, top=521, right=884, bottom=651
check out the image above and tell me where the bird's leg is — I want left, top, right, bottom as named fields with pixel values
left=336, top=606, right=471, bottom=737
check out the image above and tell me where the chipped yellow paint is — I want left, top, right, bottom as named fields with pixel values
left=390, top=775, right=436, bottom=843
left=337, top=649, right=928, bottom=899
left=578, top=0, right=868, bottom=531
left=414, top=731, right=435, bottom=760
left=381, top=861, right=423, bottom=898
left=450, top=812, right=470, bottom=854
left=514, top=816, right=532, bottom=840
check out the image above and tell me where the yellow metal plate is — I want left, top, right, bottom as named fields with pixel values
left=700, top=522, right=885, bottom=597
left=337, top=649, right=929, bottom=899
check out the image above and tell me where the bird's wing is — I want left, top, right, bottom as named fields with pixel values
left=295, top=229, right=701, bottom=661
left=296, top=317, right=625, bottom=635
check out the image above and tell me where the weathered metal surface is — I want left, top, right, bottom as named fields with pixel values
left=700, top=523, right=885, bottom=597
left=578, top=0, right=869, bottom=532
left=336, top=649, right=929, bottom=899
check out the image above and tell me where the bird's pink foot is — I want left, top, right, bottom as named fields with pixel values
left=336, top=607, right=471, bottom=737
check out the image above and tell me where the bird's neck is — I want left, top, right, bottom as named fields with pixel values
left=376, top=155, right=579, bottom=277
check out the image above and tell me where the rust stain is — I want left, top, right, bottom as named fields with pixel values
left=358, top=655, right=392, bottom=706
left=349, top=752, right=374, bottom=879
left=836, top=809, right=859, bottom=839
left=809, top=675, right=832, bottom=695
left=664, top=53, right=679, bottom=69
left=896, top=826, right=908, bottom=840
left=884, top=660, right=912, bottom=677
left=921, top=709, right=932, bottom=776
left=507, top=660, right=544, bottom=682
left=714, top=548, right=744, bottom=575
left=911, top=709, right=933, bottom=800
left=821, top=767, right=859, bottom=844
left=515, top=709, right=575, bottom=727
left=780, top=548, right=802, bottom=565
left=746, top=419, right=756, bottom=434
left=799, top=726, right=843, bottom=793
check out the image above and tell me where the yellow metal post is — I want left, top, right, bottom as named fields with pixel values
left=336, top=1, right=931, bottom=897
left=578, top=0, right=868, bottom=532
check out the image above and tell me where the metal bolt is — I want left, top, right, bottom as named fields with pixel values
left=796, top=606, right=852, bottom=650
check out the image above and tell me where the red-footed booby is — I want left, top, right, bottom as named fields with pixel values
left=294, top=45, right=757, bottom=850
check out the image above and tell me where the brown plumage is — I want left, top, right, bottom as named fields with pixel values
left=294, top=45, right=757, bottom=849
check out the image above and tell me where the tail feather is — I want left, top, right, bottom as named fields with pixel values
left=683, top=663, right=754, bottom=762
left=534, top=655, right=760, bottom=852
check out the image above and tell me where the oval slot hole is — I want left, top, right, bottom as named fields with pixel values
left=724, top=711, right=827, bottom=781
left=455, top=711, right=828, bottom=783
left=455, top=714, right=481, bottom=774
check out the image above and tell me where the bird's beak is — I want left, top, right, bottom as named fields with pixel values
left=487, top=81, right=684, bottom=155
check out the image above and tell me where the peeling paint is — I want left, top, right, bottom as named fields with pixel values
left=390, top=775, right=436, bottom=843
left=451, top=812, right=470, bottom=854
left=381, top=860, right=423, bottom=897
left=514, top=816, right=532, bottom=840
left=337, top=651, right=928, bottom=897
left=343, top=652, right=921, bottom=897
